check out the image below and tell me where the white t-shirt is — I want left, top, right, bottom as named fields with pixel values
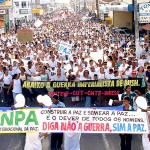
left=107, top=61, right=112, bottom=68
left=12, top=79, right=22, bottom=93
left=80, top=76, right=91, bottom=80
left=89, top=71, right=98, bottom=79
left=24, top=133, right=42, bottom=150
left=26, top=67, right=36, bottom=81
left=78, top=71, right=83, bottom=78
left=119, top=64, right=129, bottom=72
left=26, top=67, right=36, bottom=75
left=111, top=75, right=121, bottom=79
left=48, top=60, right=57, bottom=68
left=98, top=73, right=105, bottom=80
left=104, top=68, right=109, bottom=73
left=105, top=73, right=114, bottom=79
left=12, top=67, right=21, bottom=75
left=138, top=59, right=146, bottom=67
left=64, top=133, right=81, bottom=150
left=122, top=70, right=131, bottom=78
left=52, top=75, right=67, bottom=81
left=3, top=74, right=12, bottom=85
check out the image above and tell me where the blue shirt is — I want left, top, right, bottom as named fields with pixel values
left=123, top=105, right=134, bottom=111
left=121, top=92, right=136, bottom=108
left=52, top=101, right=65, bottom=108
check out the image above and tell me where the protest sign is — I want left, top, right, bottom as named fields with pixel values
left=22, top=79, right=142, bottom=97
left=0, top=108, right=149, bottom=134
left=58, top=41, right=72, bottom=54
left=90, top=51, right=104, bottom=62
left=34, top=19, right=43, bottom=28
left=17, top=29, right=33, bottom=43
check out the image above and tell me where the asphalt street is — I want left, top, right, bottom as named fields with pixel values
left=0, top=98, right=144, bottom=150
left=0, top=133, right=143, bottom=150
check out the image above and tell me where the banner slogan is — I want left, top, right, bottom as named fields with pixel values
left=58, top=41, right=72, bottom=54
left=22, top=79, right=142, bottom=97
left=0, top=108, right=149, bottom=134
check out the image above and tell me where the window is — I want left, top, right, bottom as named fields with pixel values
left=14, top=2, right=19, bottom=7
left=22, top=1, right=26, bottom=8
left=119, top=31, right=125, bottom=34
left=125, top=30, right=132, bottom=34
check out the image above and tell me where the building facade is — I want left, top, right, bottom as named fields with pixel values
left=11, top=0, right=33, bottom=25
left=99, top=0, right=134, bottom=29
left=0, top=0, right=11, bottom=33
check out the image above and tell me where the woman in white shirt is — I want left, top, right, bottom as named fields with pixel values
left=0, top=69, right=12, bottom=105
left=7, top=74, right=22, bottom=104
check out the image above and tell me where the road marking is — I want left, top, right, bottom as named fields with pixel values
left=102, top=134, right=111, bottom=150
left=6, top=134, right=15, bottom=150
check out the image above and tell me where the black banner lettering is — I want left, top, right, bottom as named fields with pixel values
left=22, top=79, right=142, bottom=97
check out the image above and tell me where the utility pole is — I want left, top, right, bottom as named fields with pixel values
left=134, top=0, right=140, bottom=58
left=75, top=0, right=77, bottom=13
left=96, top=0, right=100, bottom=18
left=83, top=0, right=86, bottom=14
left=78, top=0, right=80, bottom=12
left=84, top=0, right=86, bottom=9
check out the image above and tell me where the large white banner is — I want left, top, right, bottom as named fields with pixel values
left=0, top=108, right=149, bottom=134
left=58, top=42, right=72, bottom=54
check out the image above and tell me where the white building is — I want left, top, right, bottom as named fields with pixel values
left=11, top=0, right=33, bottom=25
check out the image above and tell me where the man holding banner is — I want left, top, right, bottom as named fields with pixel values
left=119, top=96, right=133, bottom=150
left=50, top=94, right=65, bottom=150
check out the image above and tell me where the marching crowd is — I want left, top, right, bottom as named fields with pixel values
left=0, top=14, right=150, bottom=107
left=0, top=12, right=150, bottom=150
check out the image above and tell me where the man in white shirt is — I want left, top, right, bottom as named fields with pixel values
left=103, top=62, right=109, bottom=73
left=138, top=54, right=146, bottom=67
left=26, top=61, right=36, bottom=81
left=89, top=66, right=98, bottom=79
left=26, top=49, right=34, bottom=61
left=12, top=60, right=20, bottom=75
left=48, top=55, right=57, bottom=68
left=52, top=69, right=67, bottom=81
left=105, top=69, right=114, bottom=79
left=50, top=94, right=65, bottom=150
left=111, top=70, right=121, bottom=79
